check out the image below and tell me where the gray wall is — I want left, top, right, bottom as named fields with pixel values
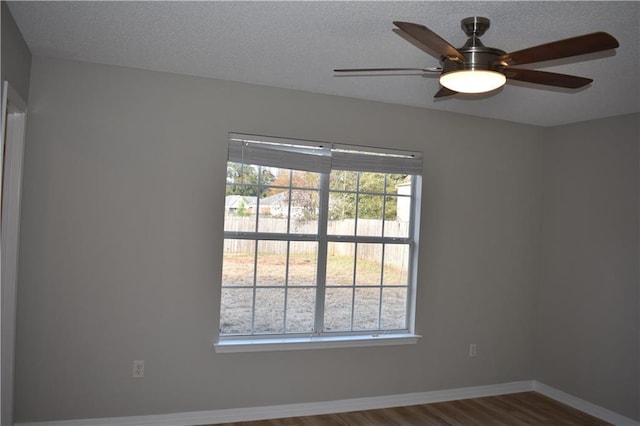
left=15, top=56, right=543, bottom=422
left=1, top=1, right=31, bottom=100
left=536, top=113, right=640, bottom=420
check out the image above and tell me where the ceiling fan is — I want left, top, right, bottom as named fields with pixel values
left=334, top=17, right=619, bottom=98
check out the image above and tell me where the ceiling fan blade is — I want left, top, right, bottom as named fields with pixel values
left=393, top=21, right=465, bottom=62
left=504, top=68, right=592, bottom=88
left=393, top=28, right=443, bottom=59
left=334, top=67, right=441, bottom=73
left=497, top=32, right=619, bottom=67
left=434, top=87, right=458, bottom=98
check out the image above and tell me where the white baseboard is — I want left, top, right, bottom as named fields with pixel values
left=15, top=380, right=637, bottom=426
left=533, top=381, right=639, bottom=426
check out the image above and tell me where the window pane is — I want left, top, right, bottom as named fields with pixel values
left=257, top=165, right=277, bottom=187
left=288, top=241, right=318, bottom=286
left=222, top=239, right=255, bottom=287
left=383, top=244, right=409, bottom=286
left=292, top=170, right=321, bottom=189
left=383, top=195, right=398, bottom=220
left=355, top=243, right=382, bottom=286
left=220, top=288, right=253, bottom=335
left=327, top=218, right=355, bottom=236
left=224, top=192, right=256, bottom=232
left=326, top=242, right=355, bottom=286
left=358, top=172, right=385, bottom=193
left=289, top=189, right=320, bottom=221
left=386, top=174, right=408, bottom=193
left=290, top=213, right=319, bottom=235
left=257, top=193, right=289, bottom=233
left=285, top=288, right=316, bottom=333
left=329, top=170, right=357, bottom=192
left=227, top=162, right=257, bottom=186
left=356, top=195, right=384, bottom=236
left=257, top=215, right=289, bottom=234
left=254, top=288, right=285, bottom=334
left=269, top=167, right=291, bottom=189
left=383, top=212, right=410, bottom=238
left=394, top=177, right=413, bottom=222
left=357, top=194, right=384, bottom=218
left=381, top=287, right=407, bottom=330
left=328, top=191, right=356, bottom=224
left=255, top=240, right=287, bottom=286
left=324, top=287, right=353, bottom=331
left=353, top=288, right=381, bottom=330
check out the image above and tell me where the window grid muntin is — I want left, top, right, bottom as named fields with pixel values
left=377, top=243, right=386, bottom=330
left=381, top=175, right=388, bottom=236
left=282, top=240, right=291, bottom=332
left=250, top=239, right=258, bottom=334
left=313, top=172, right=330, bottom=335
left=348, top=241, right=357, bottom=331
left=222, top=145, right=419, bottom=339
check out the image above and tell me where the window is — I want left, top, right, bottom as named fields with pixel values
left=217, top=133, right=422, bottom=352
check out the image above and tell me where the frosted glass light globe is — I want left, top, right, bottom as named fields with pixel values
left=440, top=70, right=506, bottom=93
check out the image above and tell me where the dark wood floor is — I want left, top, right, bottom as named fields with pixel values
left=211, top=391, right=610, bottom=426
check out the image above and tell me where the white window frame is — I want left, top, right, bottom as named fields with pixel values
left=215, top=134, right=422, bottom=353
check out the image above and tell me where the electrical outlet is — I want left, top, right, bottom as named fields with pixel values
left=132, top=360, right=145, bottom=378
left=469, top=344, right=477, bottom=358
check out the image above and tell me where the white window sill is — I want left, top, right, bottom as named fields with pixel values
left=214, top=333, right=420, bottom=353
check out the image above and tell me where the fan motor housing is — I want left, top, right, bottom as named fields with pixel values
left=441, top=46, right=506, bottom=73
left=441, top=17, right=506, bottom=74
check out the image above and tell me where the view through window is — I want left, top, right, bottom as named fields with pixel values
left=220, top=134, right=422, bottom=342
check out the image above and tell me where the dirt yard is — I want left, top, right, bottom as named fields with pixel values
left=220, top=254, right=408, bottom=334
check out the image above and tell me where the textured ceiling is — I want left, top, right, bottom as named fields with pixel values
left=7, top=1, right=640, bottom=126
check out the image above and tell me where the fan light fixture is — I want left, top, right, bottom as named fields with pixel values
left=439, top=70, right=506, bottom=94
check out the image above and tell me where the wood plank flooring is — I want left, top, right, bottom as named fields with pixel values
left=210, top=392, right=610, bottom=425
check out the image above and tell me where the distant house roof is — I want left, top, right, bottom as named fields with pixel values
left=258, top=192, right=288, bottom=206
left=225, top=195, right=256, bottom=209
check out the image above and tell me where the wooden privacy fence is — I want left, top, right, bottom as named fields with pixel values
left=224, top=216, right=410, bottom=267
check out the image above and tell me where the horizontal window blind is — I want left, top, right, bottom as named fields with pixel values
left=228, top=133, right=423, bottom=175
left=331, top=147, right=422, bottom=175
left=228, top=133, right=331, bottom=174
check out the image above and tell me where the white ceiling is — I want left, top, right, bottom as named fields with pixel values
left=7, top=1, right=640, bottom=127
